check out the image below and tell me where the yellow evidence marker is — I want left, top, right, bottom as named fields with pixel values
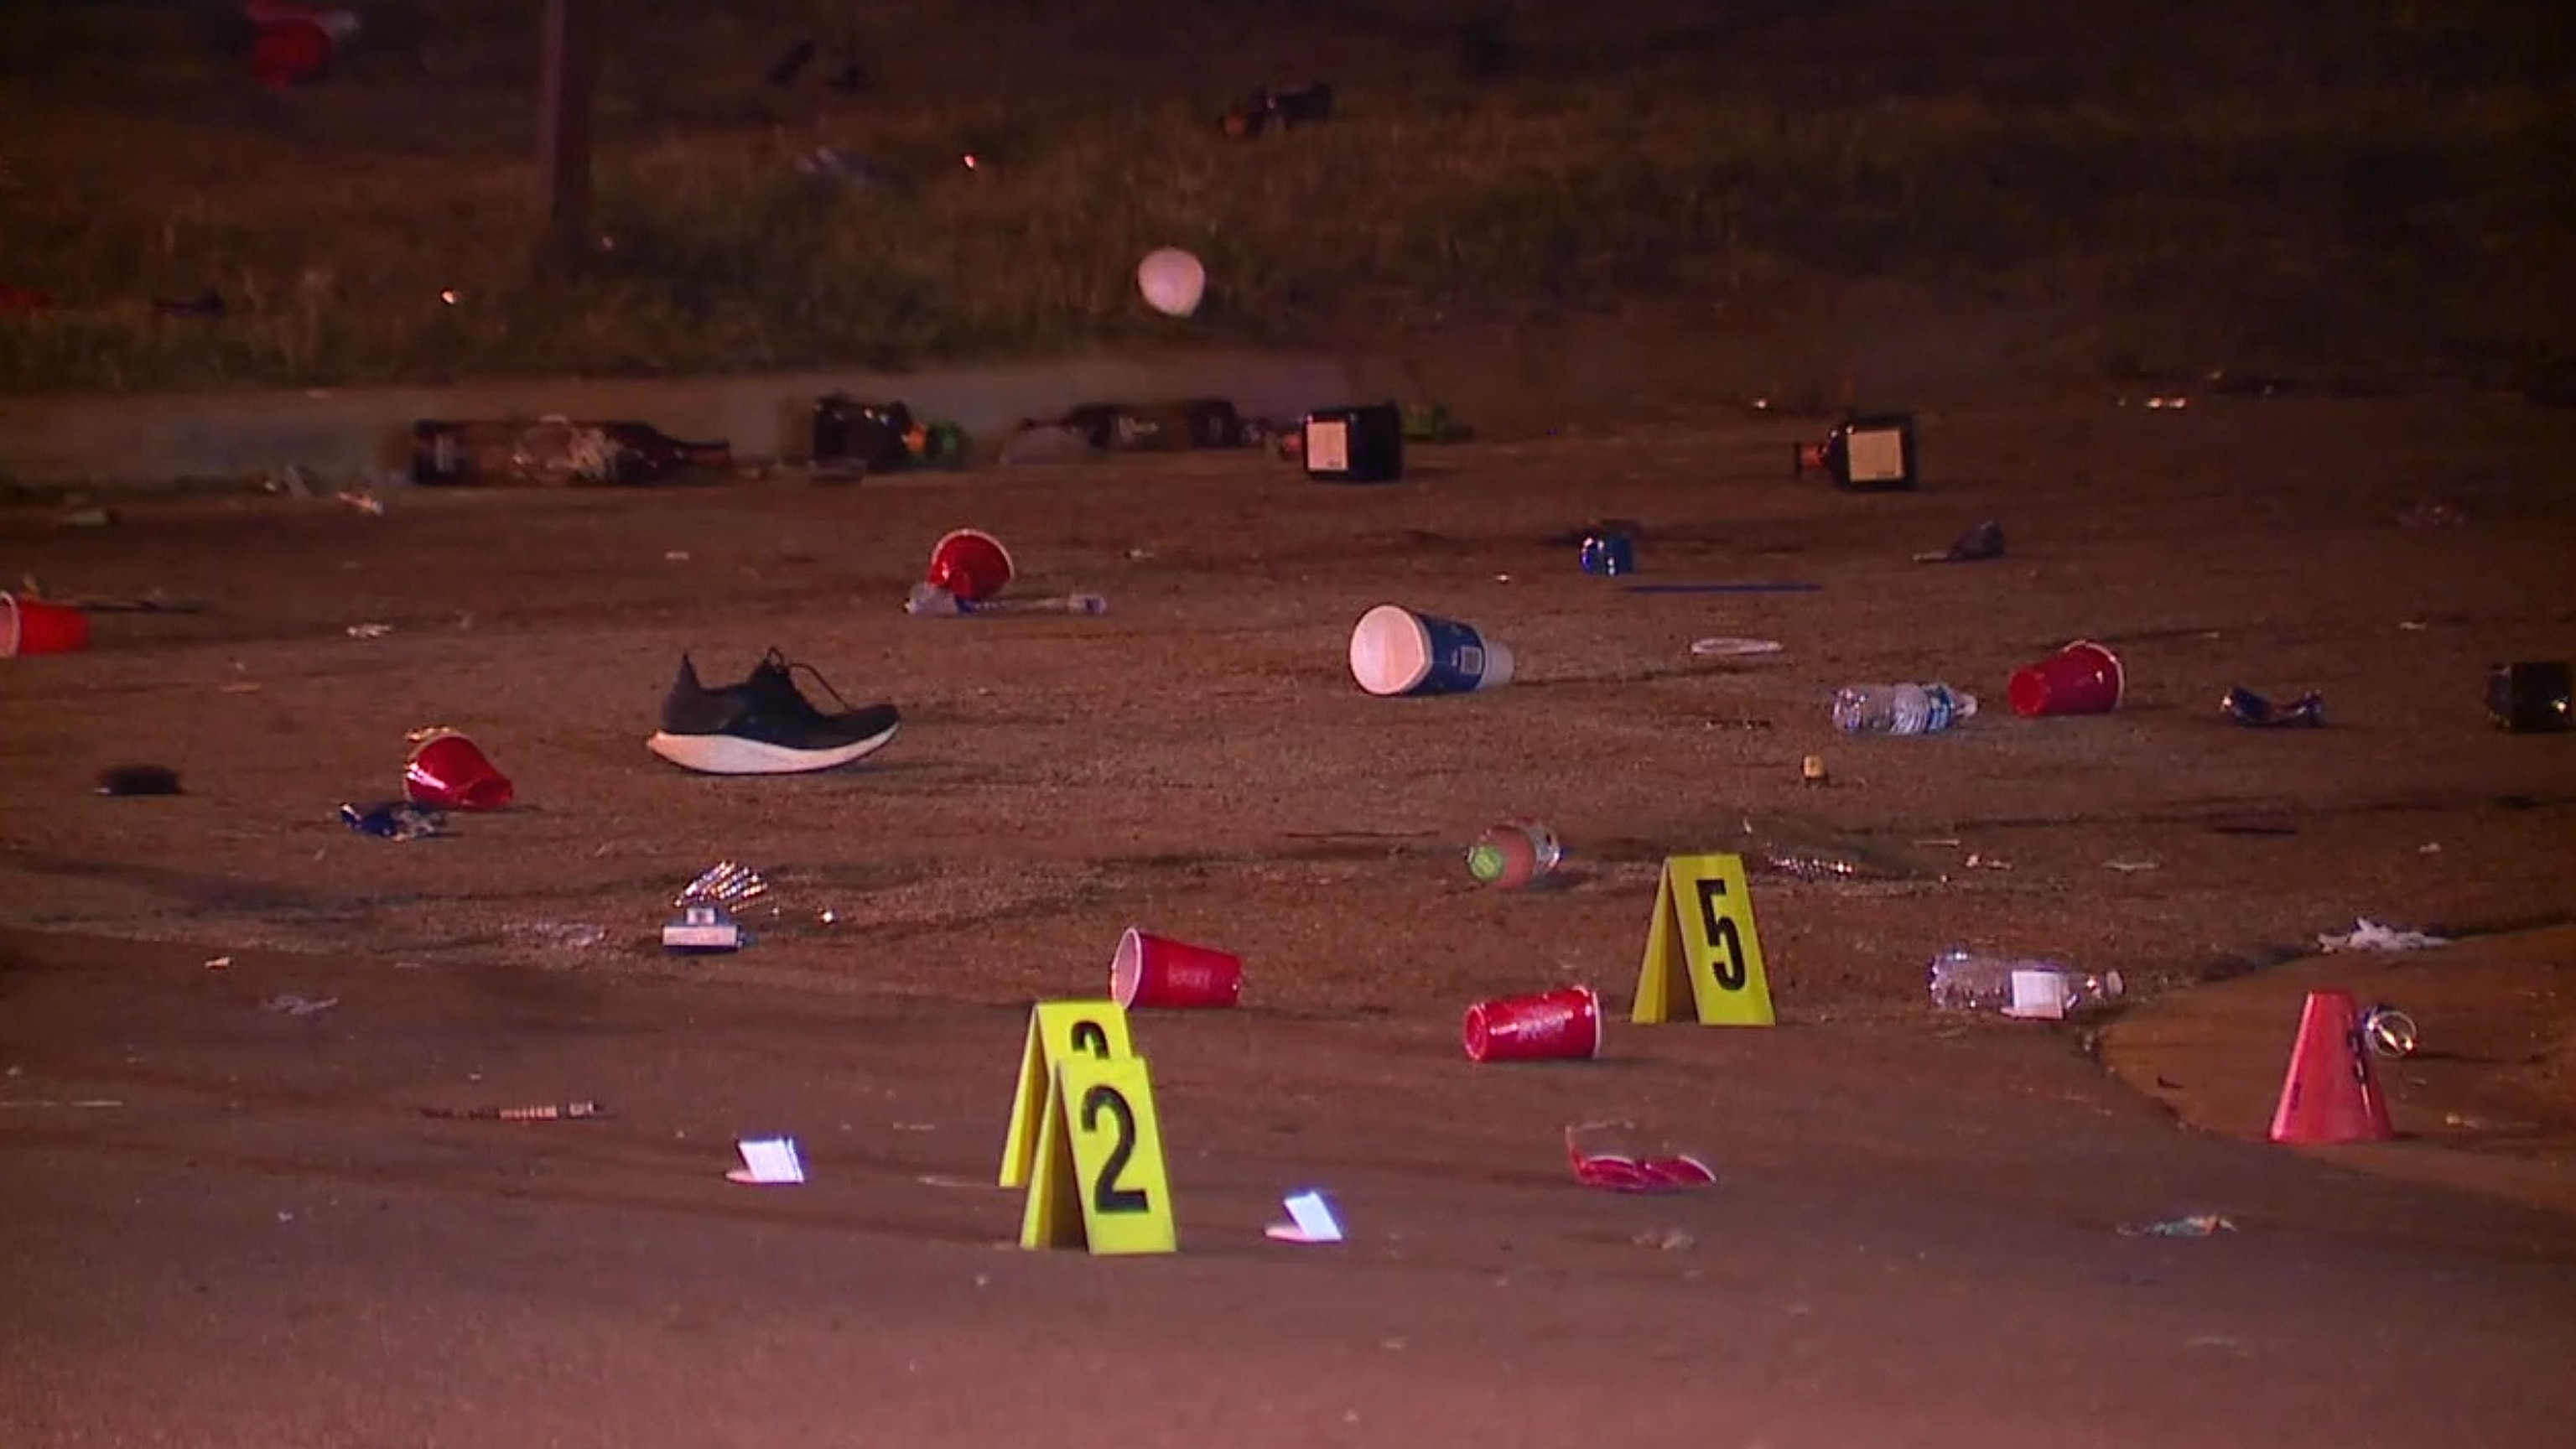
left=1631, top=854, right=1775, bottom=1026
left=999, top=1000, right=1135, bottom=1189
left=1019, top=1053, right=1177, bottom=1255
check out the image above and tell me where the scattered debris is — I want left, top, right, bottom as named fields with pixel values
left=1579, top=529, right=1635, bottom=576
left=1467, top=819, right=1562, bottom=890
left=1265, top=1189, right=1347, bottom=1244
left=335, top=489, right=383, bottom=516
left=422, top=1101, right=607, bottom=1122
left=339, top=801, right=444, bottom=839
left=2104, top=859, right=2160, bottom=873
left=1687, top=636, right=1784, bottom=659
left=96, top=764, right=182, bottom=797
left=906, top=583, right=1108, bottom=617
left=345, top=622, right=393, bottom=640
left=1566, top=1122, right=1716, bottom=1193
left=402, top=729, right=514, bottom=812
left=1927, top=953, right=2124, bottom=1018
left=204, top=955, right=232, bottom=971
left=0, top=1098, right=124, bottom=1109
left=1913, top=519, right=2005, bottom=564
left=1631, top=1226, right=1696, bottom=1251
left=261, top=992, right=339, bottom=1017
left=1800, top=753, right=1829, bottom=785
left=2316, top=919, right=2449, bottom=953
left=1136, top=247, right=1207, bottom=318
left=2359, top=1004, right=2421, bottom=1058
left=2487, top=661, right=2572, bottom=733
left=2222, top=687, right=2325, bottom=728
left=55, top=506, right=117, bottom=528
left=2119, top=1213, right=2235, bottom=1239
left=729, top=1135, right=806, bottom=1186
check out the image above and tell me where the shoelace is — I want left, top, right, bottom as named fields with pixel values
left=756, top=647, right=859, bottom=714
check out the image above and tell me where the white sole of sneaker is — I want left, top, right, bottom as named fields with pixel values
left=647, top=722, right=899, bottom=776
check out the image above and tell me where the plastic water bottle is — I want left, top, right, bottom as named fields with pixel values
left=1926, top=951, right=2124, bottom=1019
left=1831, top=683, right=1976, bottom=735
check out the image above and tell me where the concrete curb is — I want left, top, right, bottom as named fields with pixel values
left=0, top=349, right=1376, bottom=491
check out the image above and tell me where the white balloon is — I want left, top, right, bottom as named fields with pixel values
left=1136, top=247, right=1207, bottom=318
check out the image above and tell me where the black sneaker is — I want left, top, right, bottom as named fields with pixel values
left=647, top=649, right=901, bottom=775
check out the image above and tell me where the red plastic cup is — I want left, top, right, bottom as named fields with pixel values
left=2009, top=639, right=2125, bottom=717
left=926, top=528, right=1015, bottom=604
left=249, top=19, right=334, bottom=88
left=1, top=593, right=91, bottom=657
left=402, top=730, right=515, bottom=811
left=1462, top=985, right=1603, bottom=1063
left=1110, top=927, right=1244, bottom=1009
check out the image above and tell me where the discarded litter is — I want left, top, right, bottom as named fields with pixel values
left=335, top=489, right=384, bottom=517
left=925, top=527, right=1015, bottom=603
left=677, top=861, right=770, bottom=911
left=1566, top=1122, right=1716, bottom=1193
left=1832, top=682, right=1975, bottom=735
left=1689, top=636, right=1784, bottom=659
left=2316, top=918, right=2449, bottom=953
left=345, top=622, right=393, bottom=640
left=1913, top=519, right=2004, bottom=564
left=2222, top=687, right=2324, bottom=728
left=2119, top=1213, right=2234, bottom=1239
left=410, top=417, right=733, bottom=487
left=2011, top=641, right=2125, bottom=717
left=1110, top=928, right=1244, bottom=1009
left=1301, top=403, right=1405, bottom=484
left=402, top=728, right=514, bottom=811
left=2359, top=1003, right=2421, bottom=1059
left=2487, top=661, right=2572, bottom=733
left=1265, top=1189, right=1346, bottom=1244
left=1926, top=951, right=2124, bottom=1019
left=662, top=905, right=745, bottom=953
left=2104, top=859, right=2160, bottom=873
left=728, top=1136, right=807, bottom=1186
left=1794, top=413, right=1917, bottom=491
left=1579, top=530, right=1636, bottom=576
left=3, top=591, right=94, bottom=657
left=96, top=764, right=182, bottom=797
left=1463, top=986, right=1602, bottom=1062
left=1467, top=818, right=1563, bottom=890
left=1632, top=1226, right=1696, bottom=1251
left=262, top=993, right=339, bottom=1017
left=421, top=1101, right=606, bottom=1122
left=339, top=801, right=444, bottom=840
left=1350, top=604, right=1514, bottom=697
left=906, top=582, right=1108, bottom=617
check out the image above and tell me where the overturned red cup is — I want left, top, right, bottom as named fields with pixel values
left=1462, top=985, right=1603, bottom=1063
left=402, top=730, right=515, bottom=811
left=2009, top=639, right=2125, bottom=717
left=1, top=592, right=91, bottom=658
left=1110, top=927, right=1244, bottom=1009
left=926, top=528, right=1015, bottom=604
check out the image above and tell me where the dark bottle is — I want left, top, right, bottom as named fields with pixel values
left=411, top=417, right=731, bottom=486
left=811, top=395, right=918, bottom=472
left=1794, top=413, right=1918, bottom=491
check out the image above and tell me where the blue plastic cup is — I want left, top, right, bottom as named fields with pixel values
left=1348, top=604, right=1516, bottom=697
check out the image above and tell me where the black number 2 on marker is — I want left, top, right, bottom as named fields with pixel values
left=1693, top=877, right=1749, bottom=991
left=1079, top=1085, right=1151, bottom=1213
left=1068, top=1021, right=1112, bottom=1058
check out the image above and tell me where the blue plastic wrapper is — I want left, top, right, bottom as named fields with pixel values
left=2221, top=687, right=2325, bottom=728
left=340, top=801, right=446, bottom=840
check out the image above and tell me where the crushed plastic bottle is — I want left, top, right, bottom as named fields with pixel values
left=1926, top=950, right=2124, bottom=1020
left=1831, top=683, right=1976, bottom=735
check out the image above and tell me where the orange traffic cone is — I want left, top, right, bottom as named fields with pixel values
left=2267, top=989, right=2395, bottom=1145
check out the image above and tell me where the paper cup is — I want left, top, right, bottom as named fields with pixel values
left=2008, top=640, right=2125, bottom=717
left=1462, top=985, right=1602, bottom=1063
left=926, top=528, right=1015, bottom=604
left=402, top=731, right=515, bottom=812
left=1110, top=927, right=1244, bottom=1009
left=1, top=593, right=91, bottom=657
left=1349, top=604, right=1514, bottom=697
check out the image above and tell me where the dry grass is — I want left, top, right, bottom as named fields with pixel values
left=0, top=0, right=2570, bottom=392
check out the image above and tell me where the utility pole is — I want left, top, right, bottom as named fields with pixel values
left=535, top=0, right=602, bottom=275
